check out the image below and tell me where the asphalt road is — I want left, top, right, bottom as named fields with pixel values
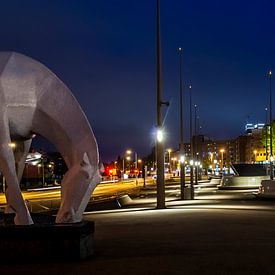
left=0, top=178, right=149, bottom=211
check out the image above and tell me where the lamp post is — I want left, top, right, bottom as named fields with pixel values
left=265, top=107, right=268, bottom=161
left=220, top=149, right=225, bottom=174
left=122, top=150, right=132, bottom=180
left=189, top=85, right=194, bottom=196
left=156, top=0, right=165, bottom=208
left=178, top=47, right=185, bottom=200
left=167, top=149, right=172, bottom=173
left=38, top=163, right=45, bottom=187
left=171, top=157, right=177, bottom=173
left=126, top=149, right=138, bottom=169
left=190, top=159, right=194, bottom=199
left=269, top=70, right=274, bottom=180
left=194, top=105, right=199, bottom=186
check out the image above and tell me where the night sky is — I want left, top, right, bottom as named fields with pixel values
left=1, top=1, right=275, bottom=162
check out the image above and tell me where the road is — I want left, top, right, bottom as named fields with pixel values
left=0, top=176, right=245, bottom=213
left=0, top=178, right=153, bottom=211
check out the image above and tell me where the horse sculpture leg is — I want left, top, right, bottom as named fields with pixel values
left=0, top=116, right=33, bottom=225
left=13, top=140, right=32, bottom=183
left=56, top=153, right=100, bottom=223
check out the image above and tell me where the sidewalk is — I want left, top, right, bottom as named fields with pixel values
left=2, top=190, right=275, bottom=275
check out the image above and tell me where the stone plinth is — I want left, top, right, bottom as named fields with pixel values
left=0, top=214, right=94, bottom=261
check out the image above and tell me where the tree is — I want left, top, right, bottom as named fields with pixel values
left=262, top=121, right=275, bottom=155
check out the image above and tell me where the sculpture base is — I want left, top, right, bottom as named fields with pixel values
left=0, top=213, right=94, bottom=261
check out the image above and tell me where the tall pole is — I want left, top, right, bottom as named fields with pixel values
left=135, top=152, right=137, bottom=169
left=189, top=85, right=194, bottom=199
left=266, top=107, right=268, bottom=161
left=156, top=0, right=165, bottom=208
left=189, top=85, right=193, bottom=158
left=178, top=47, right=185, bottom=199
left=269, top=70, right=274, bottom=180
left=122, top=158, right=125, bottom=179
left=194, top=105, right=198, bottom=158
left=194, top=105, right=199, bottom=186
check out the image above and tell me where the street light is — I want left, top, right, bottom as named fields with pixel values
left=167, top=149, right=172, bottom=173
left=194, top=161, right=199, bottom=185
left=178, top=47, right=185, bottom=200
left=38, top=163, right=45, bottom=187
left=265, top=107, right=268, bottom=161
left=126, top=149, right=138, bottom=169
left=220, top=149, right=225, bottom=174
left=209, top=152, right=213, bottom=164
left=171, top=157, right=177, bottom=173
left=268, top=69, right=274, bottom=180
left=122, top=150, right=132, bottom=179
left=155, top=0, right=167, bottom=209
left=189, top=85, right=194, bottom=195
left=190, top=159, right=194, bottom=199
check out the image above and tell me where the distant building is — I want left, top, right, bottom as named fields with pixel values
left=167, top=121, right=267, bottom=171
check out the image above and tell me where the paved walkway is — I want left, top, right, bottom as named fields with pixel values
left=2, top=186, right=275, bottom=275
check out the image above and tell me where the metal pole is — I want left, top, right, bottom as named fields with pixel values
left=135, top=153, right=137, bottom=169
left=156, top=0, right=165, bottom=208
left=269, top=70, right=274, bottom=180
left=42, top=164, right=45, bottom=187
left=3, top=176, right=5, bottom=193
left=189, top=85, right=194, bottom=199
left=135, top=152, right=138, bottom=185
left=221, top=151, right=224, bottom=173
left=194, top=105, right=198, bottom=186
left=194, top=105, right=198, bottom=158
left=265, top=107, right=268, bottom=161
left=178, top=47, right=185, bottom=199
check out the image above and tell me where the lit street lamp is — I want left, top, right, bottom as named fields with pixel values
left=189, top=85, right=194, bottom=197
left=122, top=150, right=132, bottom=179
left=190, top=159, right=194, bottom=199
left=268, top=69, right=274, bottom=180
left=167, top=149, right=172, bottom=173
left=156, top=0, right=166, bottom=209
left=178, top=47, right=185, bottom=200
left=38, top=163, right=45, bottom=187
left=265, top=107, right=268, bottom=161
left=220, top=149, right=225, bottom=174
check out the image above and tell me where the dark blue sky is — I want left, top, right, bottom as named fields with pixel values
left=1, top=1, right=275, bottom=162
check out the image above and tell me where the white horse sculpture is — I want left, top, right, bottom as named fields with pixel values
left=0, top=52, right=101, bottom=225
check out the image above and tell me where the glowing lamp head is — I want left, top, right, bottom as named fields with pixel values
left=269, top=70, right=272, bottom=76
left=180, top=155, right=185, bottom=163
left=190, top=160, right=194, bottom=166
left=156, top=128, right=164, bottom=143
